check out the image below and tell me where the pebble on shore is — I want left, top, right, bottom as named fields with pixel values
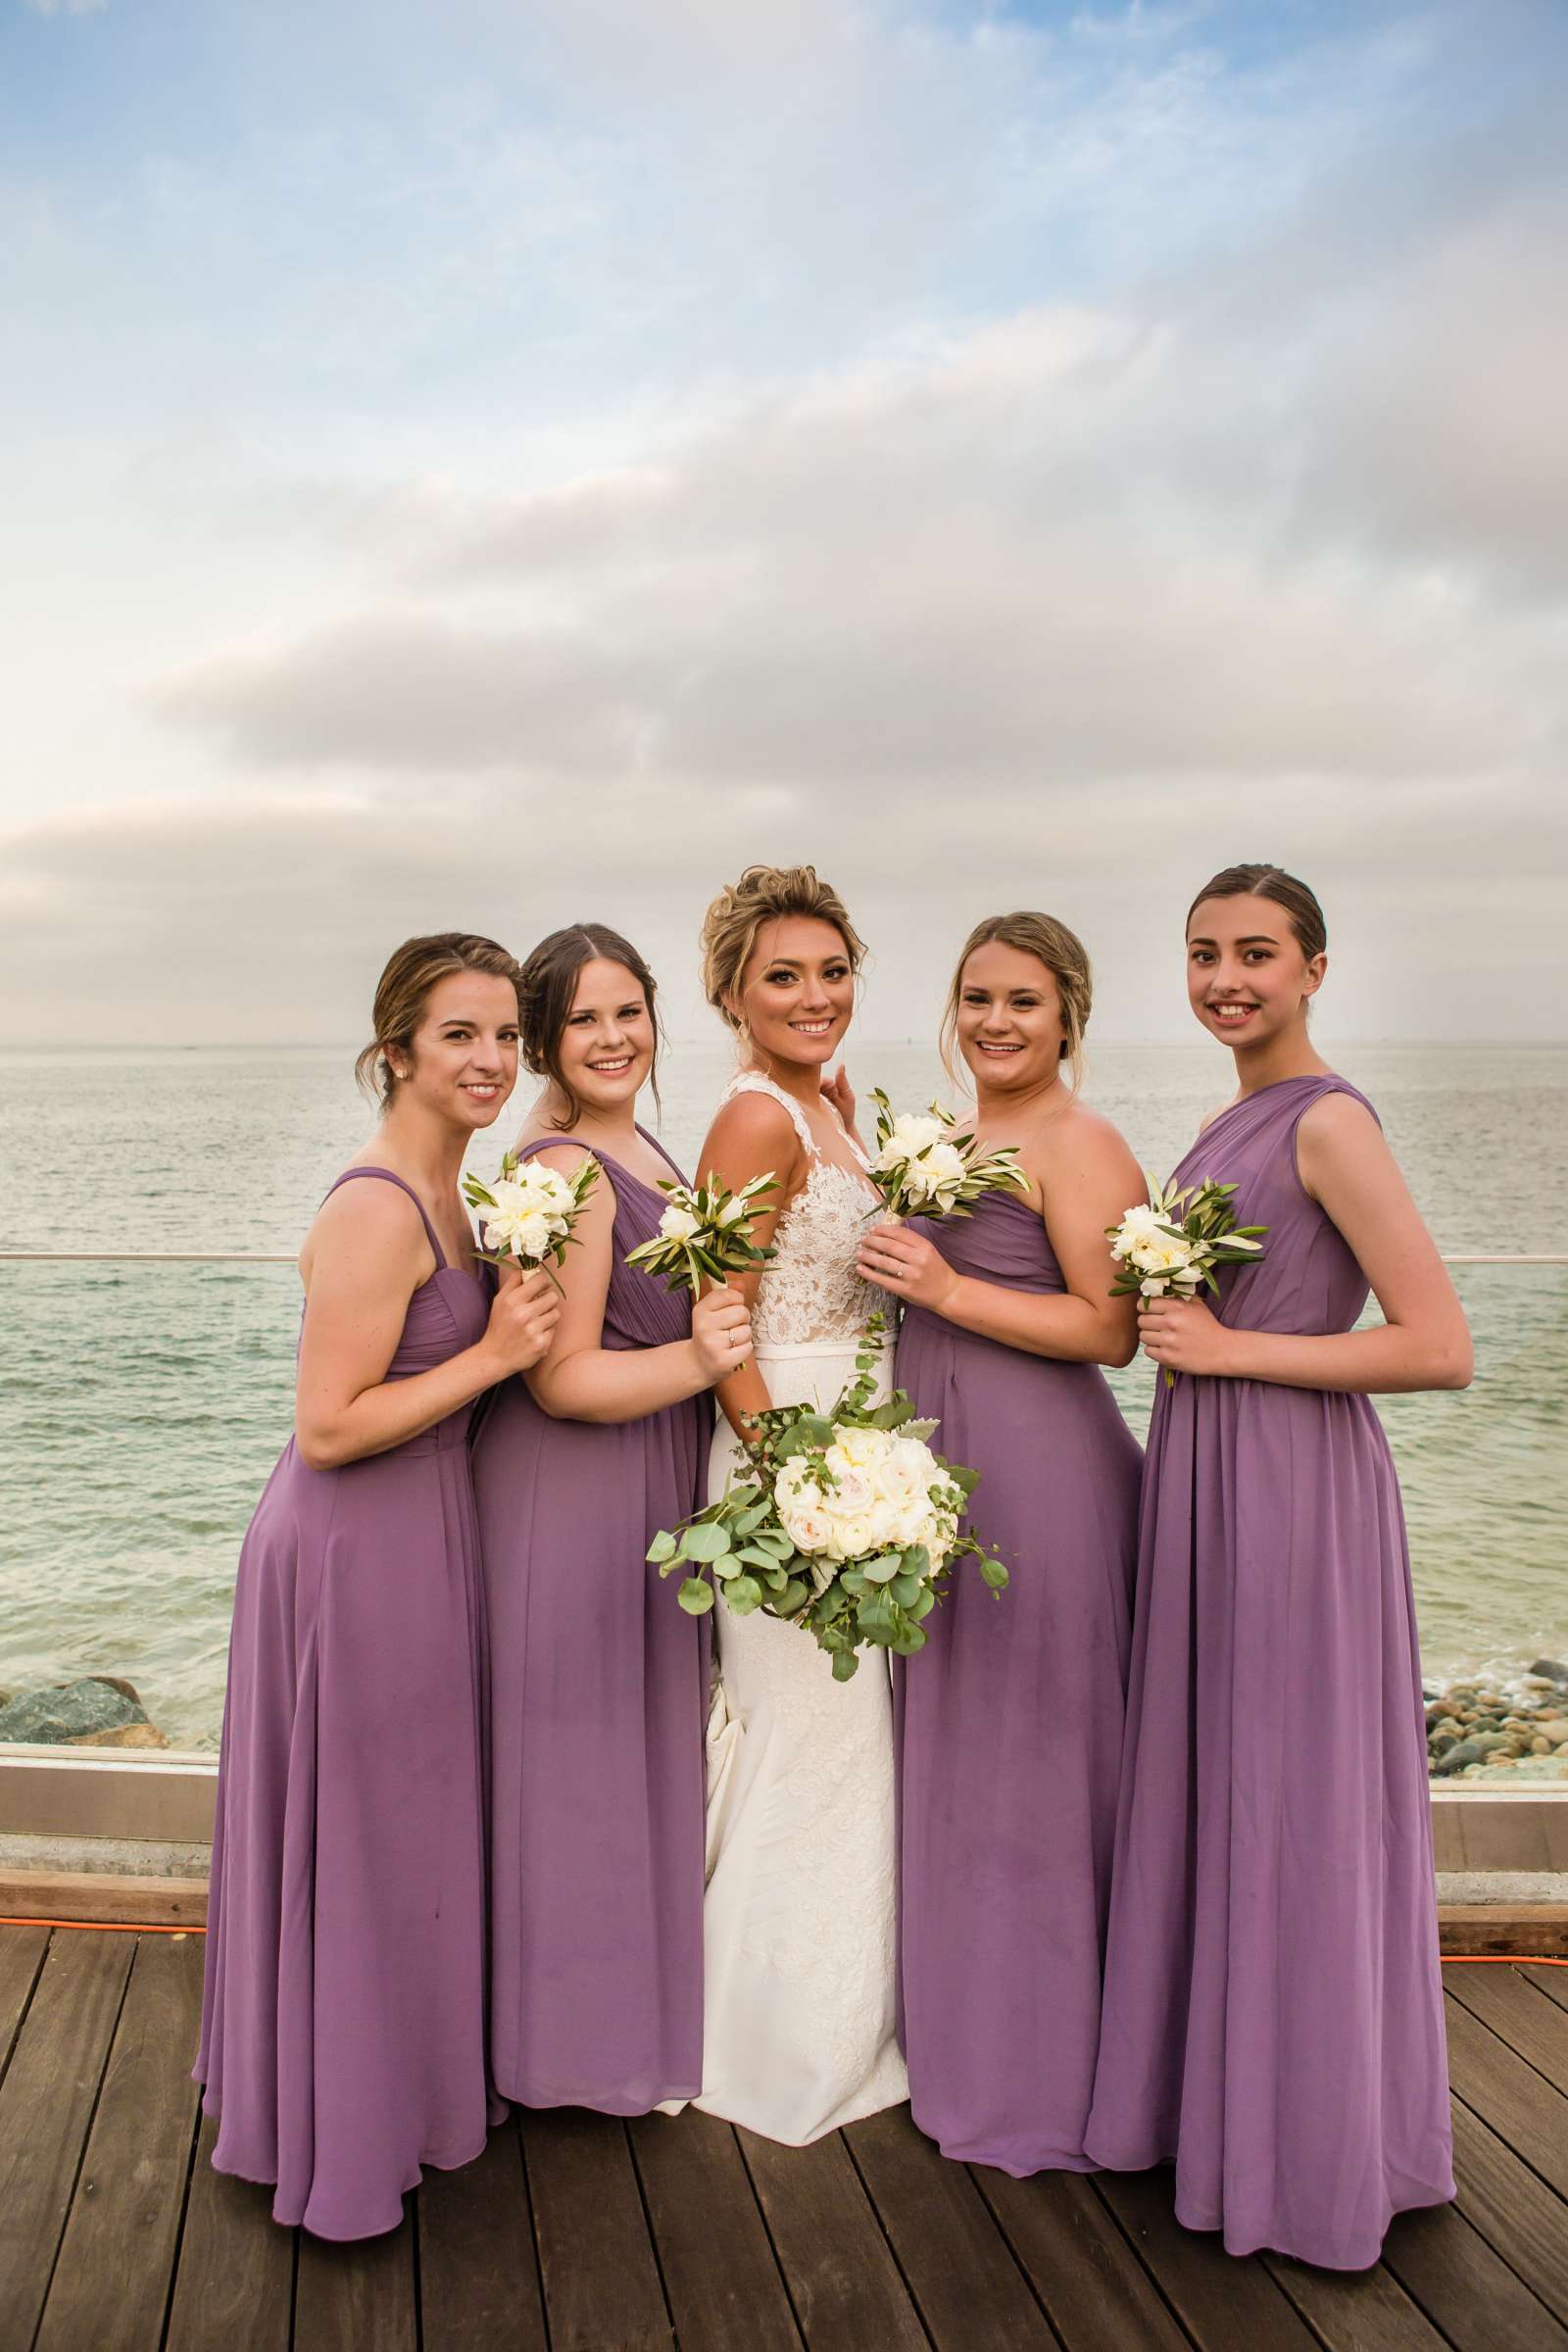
left=1426, top=1658, right=1568, bottom=1783
left=0, top=1677, right=171, bottom=1750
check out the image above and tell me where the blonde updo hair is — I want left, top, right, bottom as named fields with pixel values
left=355, top=932, right=524, bottom=1106
left=700, top=864, right=867, bottom=1033
left=940, top=911, right=1092, bottom=1093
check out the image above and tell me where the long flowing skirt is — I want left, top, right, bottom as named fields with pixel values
left=691, top=1337, right=908, bottom=2143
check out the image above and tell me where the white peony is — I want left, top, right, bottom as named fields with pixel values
left=1110, top=1203, right=1166, bottom=1260
left=659, top=1204, right=702, bottom=1243
left=829, top=1423, right=894, bottom=1470
left=875, top=1112, right=946, bottom=1168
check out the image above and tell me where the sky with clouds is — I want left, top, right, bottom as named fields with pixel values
left=2, top=0, right=1564, bottom=1046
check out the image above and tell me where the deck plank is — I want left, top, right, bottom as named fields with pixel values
left=1381, top=2198, right=1568, bottom=2352
left=294, top=2219, right=417, bottom=2352
left=1521, top=1962, right=1568, bottom=2018
left=522, top=2106, right=672, bottom=2351
left=971, top=2166, right=1188, bottom=2351
left=628, top=2109, right=802, bottom=2352
left=1444, top=1963, right=1568, bottom=2095
left=0, top=1923, right=47, bottom=2086
left=844, top=2106, right=1056, bottom=2349
left=737, top=2125, right=929, bottom=2351
left=1093, top=2169, right=1318, bottom=2350
left=34, top=1932, right=205, bottom=2352
left=1262, top=2254, right=1449, bottom=2351
left=417, top=2117, right=548, bottom=2352
left=165, top=2111, right=295, bottom=2352
left=1445, top=1992, right=1568, bottom=2197
left=0, top=1928, right=134, bottom=2352
left=1447, top=2094, right=1568, bottom=2327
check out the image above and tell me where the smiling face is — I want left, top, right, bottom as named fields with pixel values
left=552, top=956, right=656, bottom=1115
left=1186, top=893, right=1326, bottom=1050
left=390, top=970, right=519, bottom=1132
left=732, top=915, right=857, bottom=1072
left=955, top=941, right=1067, bottom=1096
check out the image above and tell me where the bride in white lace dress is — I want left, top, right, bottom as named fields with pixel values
left=685, top=866, right=907, bottom=2143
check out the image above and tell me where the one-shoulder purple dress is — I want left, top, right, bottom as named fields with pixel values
left=470, top=1134, right=710, bottom=2114
left=894, top=1191, right=1142, bottom=2174
left=1085, top=1075, right=1453, bottom=2268
left=196, top=1167, right=499, bottom=2241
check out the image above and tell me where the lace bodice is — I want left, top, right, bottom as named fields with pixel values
left=718, top=1071, right=890, bottom=1348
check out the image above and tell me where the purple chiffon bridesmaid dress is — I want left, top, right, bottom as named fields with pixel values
left=894, top=1190, right=1142, bottom=2175
left=470, top=1132, right=709, bottom=2114
left=196, top=1167, right=499, bottom=2240
left=1084, top=1075, right=1454, bottom=2268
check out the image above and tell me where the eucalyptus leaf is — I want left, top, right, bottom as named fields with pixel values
left=863, top=1552, right=902, bottom=1586
left=683, top=1522, right=733, bottom=1562
left=979, top=1556, right=1010, bottom=1590
left=726, top=1574, right=764, bottom=1615
left=831, top=1651, right=860, bottom=1682
left=646, top=1530, right=678, bottom=1564
left=677, top=1578, right=715, bottom=1615
left=773, top=1577, right=809, bottom=1615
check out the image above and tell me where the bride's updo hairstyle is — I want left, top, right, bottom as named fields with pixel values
left=1185, top=862, right=1327, bottom=963
left=519, top=921, right=664, bottom=1131
left=940, top=910, right=1093, bottom=1094
left=700, top=864, right=868, bottom=1036
left=355, top=932, right=523, bottom=1106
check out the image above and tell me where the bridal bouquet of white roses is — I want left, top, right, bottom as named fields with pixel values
left=648, top=1316, right=1007, bottom=1681
left=866, top=1091, right=1029, bottom=1224
left=463, top=1150, right=600, bottom=1287
left=1106, top=1174, right=1266, bottom=1386
left=623, top=1169, right=779, bottom=1296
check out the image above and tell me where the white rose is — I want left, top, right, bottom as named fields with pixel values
left=865, top=1497, right=899, bottom=1550
left=659, top=1204, right=701, bottom=1242
left=715, top=1197, right=747, bottom=1227
left=823, top=1456, right=875, bottom=1514
left=826, top=1509, right=877, bottom=1562
left=781, top=1501, right=833, bottom=1555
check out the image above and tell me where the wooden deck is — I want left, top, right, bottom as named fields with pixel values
left=1, top=1929, right=1565, bottom=2352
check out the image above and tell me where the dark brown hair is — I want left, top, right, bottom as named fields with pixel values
left=700, top=864, right=867, bottom=1032
left=1185, top=863, right=1327, bottom=961
left=940, top=910, right=1092, bottom=1092
left=355, top=933, right=524, bottom=1105
left=519, top=922, right=663, bottom=1131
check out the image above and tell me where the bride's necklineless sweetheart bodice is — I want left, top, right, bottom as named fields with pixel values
left=718, top=1071, right=890, bottom=1348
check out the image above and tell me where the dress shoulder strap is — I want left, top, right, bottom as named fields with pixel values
left=323, top=1166, right=448, bottom=1269
left=1285, top=1073, right=1382, bottom=1134
left=719, top=1070, right=819, bottom=1160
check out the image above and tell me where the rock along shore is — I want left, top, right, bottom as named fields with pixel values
left=0, top=1676, right=172, bottom=1750
left=1426, top=1657, right=1568, bottom=1783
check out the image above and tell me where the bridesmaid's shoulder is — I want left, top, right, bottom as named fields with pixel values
left=1039, top=1093, right=1137, bottom=1162
left=1295, top=1082, right=1385, bottom=1181
left=700, top=1084, right=806, bottom=1167
left=302, top=1167, right=429, bottom=1281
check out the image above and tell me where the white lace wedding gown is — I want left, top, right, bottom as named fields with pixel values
left=691, top=1071, right=908, bottom=2142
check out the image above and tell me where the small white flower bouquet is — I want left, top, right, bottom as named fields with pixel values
left=1106, top=1174, right=1266, bottom=1385
left=463, top=1150, right=600, bottom=1287
left=648, top=1316, right=1007, bottom=1681
left=866, top=1092, right=1029, bottom=1224
left=623, top=1170, right=779, bottom=1296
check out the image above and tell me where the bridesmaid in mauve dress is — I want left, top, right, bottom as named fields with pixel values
left=1085, top=863, right=1472, bottom=2269
left=196, top=934, right=561, bottom=2239
left=471, top=924, right=751, bottom=2115
left=858, top=911, right=1143, bottom=2176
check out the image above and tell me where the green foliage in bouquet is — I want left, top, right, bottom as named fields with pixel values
left=647, top=1315, right=1008, bottom=1682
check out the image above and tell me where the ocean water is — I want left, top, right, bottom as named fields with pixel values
left=1, top=1040, right=1564, bottom=1750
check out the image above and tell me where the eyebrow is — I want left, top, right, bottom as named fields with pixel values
left=1188, top=933, right=1281, bottom=948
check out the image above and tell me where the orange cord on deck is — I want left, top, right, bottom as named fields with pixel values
left=1, top=1915, right=1565, bottom=1964
left=0, top=1916, right=205, bottom=1936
